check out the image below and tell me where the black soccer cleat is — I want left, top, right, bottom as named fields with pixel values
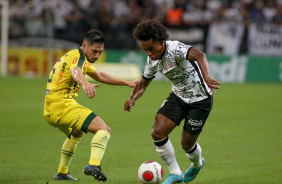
left=54, top=173, right=78, bottom=180
left=83, top=165, right=107, bottom=182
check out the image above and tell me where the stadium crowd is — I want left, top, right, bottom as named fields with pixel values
left=8, top=0, right=282, bottom=49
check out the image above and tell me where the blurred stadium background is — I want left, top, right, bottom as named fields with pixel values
left=0, top=0, right=282, bottom=184
left=1, top=0, right=282, bottom=81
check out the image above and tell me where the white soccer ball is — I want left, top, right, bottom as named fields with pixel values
left=138, top=161, right=164, bottom=183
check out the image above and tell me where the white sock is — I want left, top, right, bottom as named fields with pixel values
left=186, top=142, right=202, bottom=168
left=155, top=137, right=182, bottom=175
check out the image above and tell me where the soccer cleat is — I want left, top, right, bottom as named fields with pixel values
left=83, top=165, right=107, bottom=182
left=162, top=172, right=184, bottom=184
left=183, top=157, right=205, bottom=182
left=54, top=173, right=78, bottom=180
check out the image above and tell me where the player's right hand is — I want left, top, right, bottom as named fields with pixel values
left=124, top=99, right=135, bottom=114
left=204, top=76, right=220, bottom=94
left=83, top=82, right=100, bottom=99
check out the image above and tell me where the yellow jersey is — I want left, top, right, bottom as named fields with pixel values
left=44, top=48, right=96, bottom=114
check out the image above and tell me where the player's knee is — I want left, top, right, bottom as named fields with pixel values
left=72, top=129, right=83, bottom=138
left=106, top=127, right=111, bottom=134
left=151, top=128, right=165, bottom=141
left=100, top=125, right=111, bottom=134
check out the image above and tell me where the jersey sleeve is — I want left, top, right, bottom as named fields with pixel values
left=86, top=64, right=96, bottom=73
left=70, top=57, right=96, bottom=74
left=173, top=41, right=193, bottom=61
left=142, top=57, right=157, bottom=80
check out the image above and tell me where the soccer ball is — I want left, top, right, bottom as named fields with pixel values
left=138, top=161, right=164, bottom=183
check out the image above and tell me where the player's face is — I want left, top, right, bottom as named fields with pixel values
left=140, top=39, right=165, bottom=60
left=81, top=41, right=104, bottom=63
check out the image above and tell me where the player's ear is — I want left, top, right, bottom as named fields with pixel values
left=81, top=42, right=86, bottom=52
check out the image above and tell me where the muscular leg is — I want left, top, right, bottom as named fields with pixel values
left=82, top=116, right=111, bottom=182
left=57, top=114, right=106, bottom=175
left=87, top=116, right=111, bottom=166
left=181, top=130, right=202, bottom=168
left=87, top=116, right=111, bottom=134
left=152, top=113, right=182, bottom=175
left=57, top=129, right=82, bottom=175
left=151, top=113, right=177, bottom=140
left=181, top=130, right=199, bottom=151
left=72, top=129, right=83, bottom=137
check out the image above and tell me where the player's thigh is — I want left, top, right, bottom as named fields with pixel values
left=153, top=93, right=186, bottom=140
left=152, top=113, right=177, bottom=140
left=157, top=92, right=186, bottom=126
left=44, top=111, right=73, bottom=137
left=87, top=116, right=111, bottom=134
left=59, top=104, right=97, bottom=135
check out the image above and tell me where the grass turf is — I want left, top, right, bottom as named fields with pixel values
left=0, top=76, right=281, bottom=184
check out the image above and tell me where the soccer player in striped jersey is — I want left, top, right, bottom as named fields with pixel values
left=44, top=29, right=139, bottom=182
left=124, top=19, right=220, bottom=184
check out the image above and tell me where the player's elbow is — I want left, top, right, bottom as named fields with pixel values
left=197, top=51, right=206, bottom=60
left=188, top=48, right=206, bottom=61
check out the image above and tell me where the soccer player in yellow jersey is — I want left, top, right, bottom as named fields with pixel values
left=44, top=29, right=139, bottom=182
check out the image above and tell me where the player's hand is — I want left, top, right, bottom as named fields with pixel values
left=124, top=99, right=135, bottom=114
left=83, top=82, right=100, bottom=99
left=127, top=79, right=140, bottom=88
left=204, top=76, right=220, bottom=94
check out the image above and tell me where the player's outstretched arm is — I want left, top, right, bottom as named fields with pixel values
left=87, top=69, right=139, bottom=87
left=187, top=48, right=221, bottom=93
left=71, top=67, right=99, bottom=99
left=124, top=78, right=152, bottom=114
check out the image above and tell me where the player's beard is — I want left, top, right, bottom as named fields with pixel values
left=87, top=56, right=97, bottom=63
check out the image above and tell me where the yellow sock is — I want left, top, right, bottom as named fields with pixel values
left=57, top=136, right=81, bottom=174
left=89, top=130, right=110, bottom=166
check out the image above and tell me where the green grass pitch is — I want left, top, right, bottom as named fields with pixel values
left=0, top=76, right=281, bottom=184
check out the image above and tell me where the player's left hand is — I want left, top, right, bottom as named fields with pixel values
left=127, top=79, right=140, bottom=88
left=204, top=76, right=220, bottom=94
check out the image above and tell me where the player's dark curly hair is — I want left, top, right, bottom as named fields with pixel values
left=84, top=29, right=106, bottom=45
left=133, top=19, right=169, bottom=42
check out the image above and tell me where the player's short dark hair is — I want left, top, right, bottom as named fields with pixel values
left=84, top=29, right=106, bottom=45
left=133, top=19, right=169, bottom=42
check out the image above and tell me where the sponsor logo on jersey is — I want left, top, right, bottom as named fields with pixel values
left=168, top=74, right=189, bottom=86
left=45, top=89, right=50, bottom=95
left=176, top=91, right=194, bottom=98
left=45, top=101, right=51, bottom=106
left=83, top=62, right=88, bottom=70
left=56, top=62, right=67, bottom=86
left=73, top=57, right=78, bottom=64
